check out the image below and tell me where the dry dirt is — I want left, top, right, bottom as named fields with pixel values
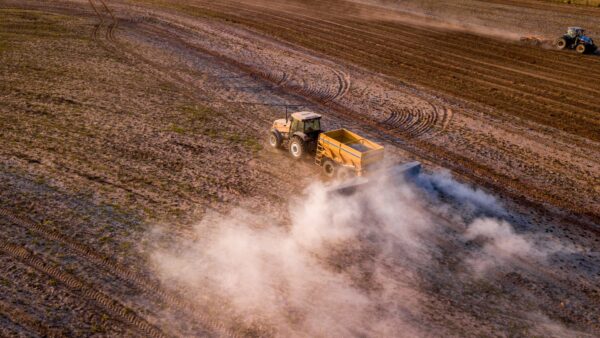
left=0, top=0, right=598, bottom=337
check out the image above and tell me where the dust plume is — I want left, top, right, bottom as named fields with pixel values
left=465, top=218, right=546, bottom=274
left=417, top=170, right=506, bottom=217
left=234, top=0, right=530, bottom=41
left=146, top=170, right=574, bottom=336
left=347, top=0, right=532, bottom=41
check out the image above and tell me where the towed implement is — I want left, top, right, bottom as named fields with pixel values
left=268, top=111, right=421, bottom=189
left=315, top=128, right=383, bottom=179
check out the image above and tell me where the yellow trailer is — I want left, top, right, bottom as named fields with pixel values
left=315, top=128, right=384, bottom=178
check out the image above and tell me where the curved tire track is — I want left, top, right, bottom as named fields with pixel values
left=0, top=298, right=55, bottom=338
left=0, top=209, right=241, bottom=338
left=379, top=102, right=452, bottom=139
left=0, top=238, right=168, bottom=338
left=98, top=0, right=118, bottom=41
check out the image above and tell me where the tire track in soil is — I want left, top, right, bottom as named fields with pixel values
left=253, top=65, right=349, bottom=104
left=0, top=209, right=242, bottom=338
left=87, top=0, right=118, bottom=42
left=85, top=4, right=229, bottom=118
left=295, top=66, right=350, bottom=103
left=0, top=238, right=168, bottom=338
left=88, top=0, right=103, bottom=42
left=0, top=298, right=56, bottom=338
left=252, top=69, right=288, bottom=87
left=97, top=0, right=117, bottom=41
left=327, top=67, right=351, bottom=103
left=88, top=0, right=110, bottom=44
left=379, top=104, right=452, bottom=139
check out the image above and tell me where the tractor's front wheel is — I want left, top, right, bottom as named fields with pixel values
left=556, top=38, right=567, bottom=50
left=269, top=131, right=282, bottom=148
left=576, top=44, right=587, bottom=54
left=289, top=136, right=305, bottom=160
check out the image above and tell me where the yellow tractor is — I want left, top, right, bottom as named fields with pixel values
left=269, top=111, right=393, bottom=178
left=269, top=111, right=323, bottom=160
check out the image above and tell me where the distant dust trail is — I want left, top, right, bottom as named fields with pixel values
left=349, top=0, right=529, bottom=41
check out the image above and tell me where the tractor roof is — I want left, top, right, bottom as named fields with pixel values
left=292, top=111, right=322, bottom=121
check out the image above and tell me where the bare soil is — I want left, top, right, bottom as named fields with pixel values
left=0, top=0, right=598, bottom=337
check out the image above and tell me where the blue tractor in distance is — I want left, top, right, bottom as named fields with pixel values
left=556, top=27, right=597, bottom=54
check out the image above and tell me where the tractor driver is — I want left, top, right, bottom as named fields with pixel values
left=304, top=119, right=321, bottom=133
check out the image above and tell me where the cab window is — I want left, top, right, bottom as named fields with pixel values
left=291, top=119, right=304, bottom=133
left=304, top=119, right=321, bottom=133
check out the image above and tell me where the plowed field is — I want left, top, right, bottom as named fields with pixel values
left=0, top=0, right=598, bottom=337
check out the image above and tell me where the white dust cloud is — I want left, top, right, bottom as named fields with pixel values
left=464, top=218, right=544, bottom=274
left=147, top=170, right=570, bottom=336
left=418, top=170, right=506, bottom=216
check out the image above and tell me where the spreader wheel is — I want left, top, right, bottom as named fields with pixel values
left=336, top=167, right=353, bottom=181
left=322, top=159, right=336, bottom=178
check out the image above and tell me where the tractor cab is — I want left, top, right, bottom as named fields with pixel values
left=289, top=111, right=322, bottom=134
left=567, top=27, right=583, bottom=38
left=269, top=111, right=323, bottom=159
left=271, top=111, right=322, bottom=136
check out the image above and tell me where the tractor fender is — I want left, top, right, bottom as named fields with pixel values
left=292, top=131, right=310, bottom=142
left=271, top=128, right=282, bottom=138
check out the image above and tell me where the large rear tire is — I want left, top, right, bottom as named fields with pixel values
left=322, top=159, right=336, bottom=178
left=269, top=131, right=282, bottom=148
left=289, top=136, right=305, bottom=160
left=556, top=38, right=567, bottom=50
left=576, top=44, right=587, bottom=54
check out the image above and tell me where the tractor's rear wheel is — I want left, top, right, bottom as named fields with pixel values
left=556, top=38, right=567, bottom=50
left=269, top=131, right=282, bottom=148
left=322, top=159, right=336, bottom=178
left=289, top=136, right=305, bottom=160
left=576, top=44, right=587, bottom=54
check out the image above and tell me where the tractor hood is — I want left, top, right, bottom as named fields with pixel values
left=580, top=36, right=594, bottom=45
